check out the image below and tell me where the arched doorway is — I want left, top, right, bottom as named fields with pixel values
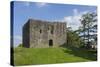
left=49, top=39, right=53, bottom=47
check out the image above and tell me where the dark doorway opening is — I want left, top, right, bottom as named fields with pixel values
left=49, top=39, right=53, bottom=47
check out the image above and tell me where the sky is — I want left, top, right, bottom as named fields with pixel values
left=12, top=1, right=97, bottom=47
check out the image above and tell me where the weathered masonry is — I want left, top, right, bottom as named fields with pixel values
left=23, top=19, right=66, bottom=48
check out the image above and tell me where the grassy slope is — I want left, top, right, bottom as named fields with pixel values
left=14, top=47, right=97, bottom=66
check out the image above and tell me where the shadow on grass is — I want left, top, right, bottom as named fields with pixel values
left=60, top=44, right=97, bottom=61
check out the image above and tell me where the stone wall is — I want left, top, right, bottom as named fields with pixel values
left=23, top=19, right=67, bottom=48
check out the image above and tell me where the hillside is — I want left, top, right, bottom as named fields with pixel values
left=14, top=47, right=97, bottom=66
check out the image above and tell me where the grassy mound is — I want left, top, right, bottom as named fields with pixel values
left=14, top=47, right=97, bottom=66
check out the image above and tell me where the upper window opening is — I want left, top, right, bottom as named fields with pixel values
left=40, top=29, right=42, bottom=33
left=51, top=26, right=54, bottom=34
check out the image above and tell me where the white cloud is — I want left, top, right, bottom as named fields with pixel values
left=50, top=9, right=89, bottom=30
left=63, top=9, right=89, bottom=30
left=14, top=35, right=22, bottom=47
left=73, top=9, right=78, bottom=16
left=23, top=2, right=48, bottom=7
left=35, top=2, right=48, bottom=7
left=14, top=35, right=22, bottom=41
left=23, top=2, right=31, bottom=6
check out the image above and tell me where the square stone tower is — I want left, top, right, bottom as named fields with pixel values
left=23, top=19, right=66, bottom=48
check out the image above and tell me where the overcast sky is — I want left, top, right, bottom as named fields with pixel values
left=12, top=1, right=97, bottom=47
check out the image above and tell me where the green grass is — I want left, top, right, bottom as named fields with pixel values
left=14, top=47, right=97, bottom=66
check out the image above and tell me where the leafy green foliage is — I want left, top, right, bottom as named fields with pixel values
left=67, top=27, right=83, bottom=47
left=18, top=44, right=22, bottom=47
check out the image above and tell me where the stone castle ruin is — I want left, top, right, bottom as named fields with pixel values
left=23, top=19, right=66, bottom=48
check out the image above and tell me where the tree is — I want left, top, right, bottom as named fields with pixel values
left=79, top=12, right=97, bottom=49
left=67, top=27, right=83, bottom=47
left=18, top=44, right=22, bottom=47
